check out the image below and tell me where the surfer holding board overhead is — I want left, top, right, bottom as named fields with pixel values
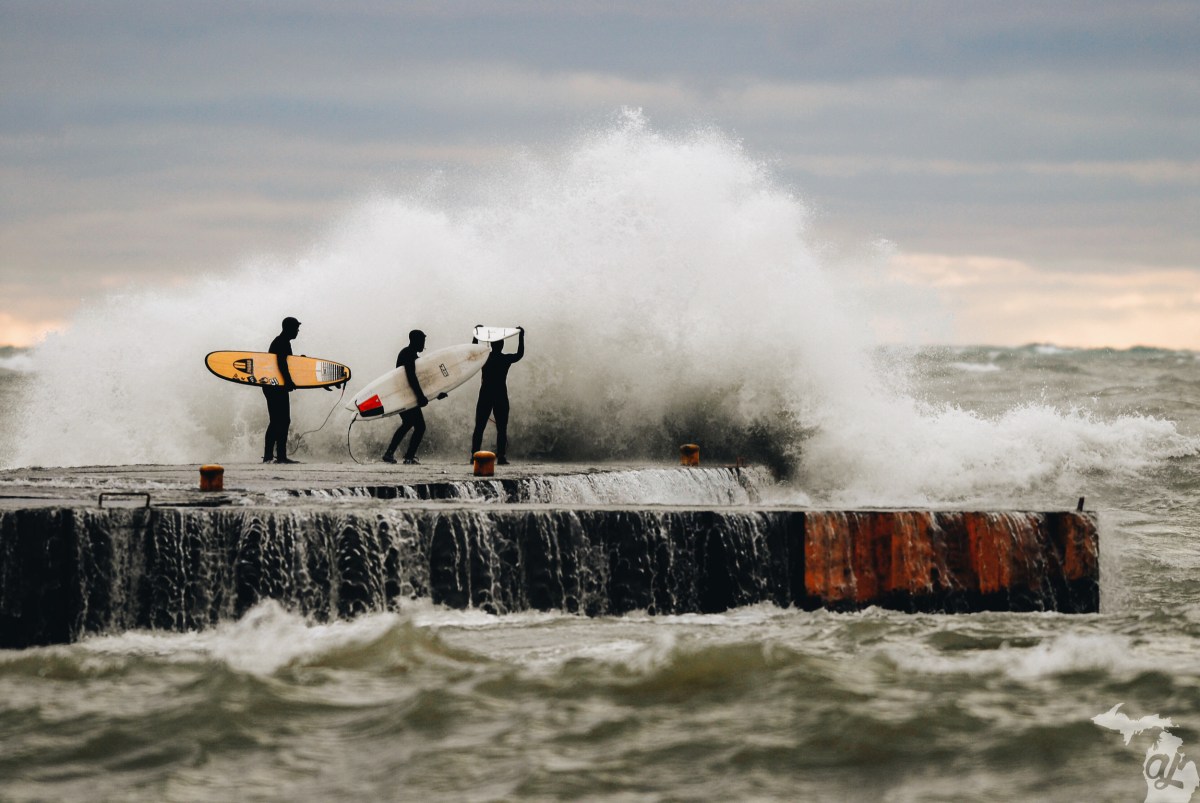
left=381, top=329, right=446, bottom=465
left=471, top=325, right=525, bottom=465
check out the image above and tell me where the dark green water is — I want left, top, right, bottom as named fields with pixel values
left=1, top=346, right=1198, bottom=802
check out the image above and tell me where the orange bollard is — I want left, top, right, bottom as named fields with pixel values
left=473, top=451, right=496, bottom=477
left=679, top=444, right=700, bottom=466
left=199, top=464, right=224, bottom=492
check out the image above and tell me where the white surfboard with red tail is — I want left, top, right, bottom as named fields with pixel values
left=348, top=343, right=490, bottom=418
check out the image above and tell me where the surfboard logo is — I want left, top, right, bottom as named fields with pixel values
left=357, top=394, right=384, bottom=417
left=439, top=363, right=449, bottom=378
left=232, top=358, right=254, bottom=375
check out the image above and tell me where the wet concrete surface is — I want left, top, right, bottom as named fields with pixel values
left=0, top=461, right=717, bottom=509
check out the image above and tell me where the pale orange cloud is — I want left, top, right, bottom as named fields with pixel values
left=0, top=312, right=66, bottom=348
left=889, top=252, right=1200, bottom=349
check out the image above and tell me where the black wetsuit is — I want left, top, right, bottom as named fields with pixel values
left=385, top=344, right=427, bottom=460
left=471, top=333, right=524, bottom=460
left=263, top=333, right=294, bottom=461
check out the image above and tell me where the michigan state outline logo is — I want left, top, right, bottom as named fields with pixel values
left=1094, top=704, right=1199, bottom=802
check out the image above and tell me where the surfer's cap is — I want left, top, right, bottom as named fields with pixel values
left=282, top=317, right=301, bottom=328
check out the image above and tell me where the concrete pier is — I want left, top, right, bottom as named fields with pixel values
left=0, top=464, right=1099, bottom=647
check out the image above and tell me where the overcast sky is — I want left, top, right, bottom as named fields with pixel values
left=2, top=1, right=1197, bottom=348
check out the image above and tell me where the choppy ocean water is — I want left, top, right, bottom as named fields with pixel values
left=1, top=344, right=1198, bottom=802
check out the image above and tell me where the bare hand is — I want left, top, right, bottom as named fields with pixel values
left=437, top=392, right=448, bottom=400
left=418, top=397, right=429, bottom=408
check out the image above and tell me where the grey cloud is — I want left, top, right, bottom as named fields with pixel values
left=4, top=1, right=1197, bottom=92
left=0, top=0, right=1196, bottom=345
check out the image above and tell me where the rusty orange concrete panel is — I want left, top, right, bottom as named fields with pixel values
left=804, top=512, right=855, bottom=604
left=888, top=511, right=935, bottom=597
left=800, top=510, right=1098, bottom=612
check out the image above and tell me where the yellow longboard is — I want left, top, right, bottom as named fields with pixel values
left=205, top=351, right=351, bottom=389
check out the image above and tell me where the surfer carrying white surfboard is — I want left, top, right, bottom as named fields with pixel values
left=263, top=316, right=301, bottom=464
left=381, top=329, right=446, bottom=465
left=471, top=325, right=524, bottom=465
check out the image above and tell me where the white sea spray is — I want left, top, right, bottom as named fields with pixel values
left=4, top=114, right=1197, bottom=506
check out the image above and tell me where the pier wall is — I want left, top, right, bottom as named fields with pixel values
left=0, top=505, right=1098, bottom=648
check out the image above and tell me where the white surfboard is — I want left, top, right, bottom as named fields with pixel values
left=473, top=325, right=521, bottom=343
left=348, top=343, right=490, bottom=418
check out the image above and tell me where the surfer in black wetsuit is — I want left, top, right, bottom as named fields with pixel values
left=382, top=329, right=444, bottom=465
left=264, top=316, right=300, bottom=464
left=471, top=326, right=524, bottom=465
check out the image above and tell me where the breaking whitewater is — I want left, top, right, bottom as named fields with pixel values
left=2, top=118, right=1199, bottom=801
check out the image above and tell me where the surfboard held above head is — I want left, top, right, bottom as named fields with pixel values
left=473, top=325, right=521, bottom=343
left=349, top=343, right=490, bottom=418
left=206, top=351, right=351, bottom=389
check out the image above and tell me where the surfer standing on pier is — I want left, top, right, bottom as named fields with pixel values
left=263, top=316, right=300, bottom=464
left=471, top=326, right=524, bottom=465
left=382, top=329, right=444, bottom=465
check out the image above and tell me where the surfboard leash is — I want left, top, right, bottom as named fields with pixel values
left=346, top=413, right=362, bottom=465
left=288, top=383, right=348, bottom=456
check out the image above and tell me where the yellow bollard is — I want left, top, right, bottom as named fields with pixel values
left=473, top=451, right=496, bottom=477
left=199, top=464, right=224, bottom=492
left=680, top=444, right=700, bottom=466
